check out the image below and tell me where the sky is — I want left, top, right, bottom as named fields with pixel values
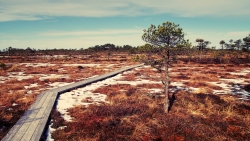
left=0, top=0, right=250, bottom=50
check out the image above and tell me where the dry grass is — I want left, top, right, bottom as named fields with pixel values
left=49, top=62, right=250, bottom=141
left=1, top=55, right=250, bottom=140
left=51, top=86, right=250, bottom=141
left=183, top=80, right=222, bottom=91
left=7, top=64, right=21, bottom=72
left=120, top=71, right=141, bottom=81
left=190, top=73, right=220, bottom=82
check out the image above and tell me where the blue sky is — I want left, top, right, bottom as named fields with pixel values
left=0, top=0, right=249, bottom=50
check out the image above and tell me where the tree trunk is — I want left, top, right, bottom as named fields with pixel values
left=164, top=50, right=170, bottom=113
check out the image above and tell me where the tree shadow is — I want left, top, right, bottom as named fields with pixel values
left=168, top=91, right=177, bottom=112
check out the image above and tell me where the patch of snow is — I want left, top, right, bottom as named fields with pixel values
left=171, top=82, right=185, bottom=88
left=62, top=64, right=101, bottom=67
left=39, top=74, right=69, bottom=81
left=88, top=75, right=99, bottom=79
left=220, top=78, right=247, bottom=84
left=143, top=65, right=151, bottom=68
left=0, top=75, right=7, bottom=83
left=27, top=90, right=33, bottom=94
left=122, top=70, right=135, bottom=74
left=24, top=83, right=39, bottom=89
left=6, top=72, right=35, bottom=81
left=229, top=68, right=250, bottom=76
left=58, top=68, right=66, bottom=72
left=231, top=84, right=250, bottom=98
left=56, top=90, right=108, bottom=122
left=189, top=87, right=200, bottom=92
left=148, top=88, right=163, bottom=93
left=209, top=82, right=250, bottom=100
left=48, top=82, right=74, bottom=89
left=14, top=75, right=34, bottom=81
left=21, top=63, right=56, bottom=67
left=12, top=103, right=18, bottom=106
left=105, top=64, right=115, bottom=67
left=152, top=68, right=158, bottom=71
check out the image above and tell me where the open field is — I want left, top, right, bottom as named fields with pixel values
left=0, top=53, right=250, bottom=140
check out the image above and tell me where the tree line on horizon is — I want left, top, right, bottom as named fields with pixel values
left=1, top=33, right=250, bottom=57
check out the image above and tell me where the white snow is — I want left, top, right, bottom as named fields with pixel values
left=148, top=88, right=163, bottom=93
left=27, top=90, right=33, bottom=94
left=7, top=72, right=33, bottom=81
left=57, top=90, right=107, bottom=121
left=12, top=103, right=18, bottom=106
left=122, top=70, right=134, bottom=74
left=208, top=78, right=250, bottom=100
left=24, top=83, right=39, bottom=89
left=0, top=76, right=7, bottom=83
left=105, top=64, right=115, bottom=68
left=220, top=78, right=247, bottom=85
left=62, top=64, right=101, bottom=67
left=13, top=75, right=34, bottom=81
left=229, top=68, right=250, bottom=76
left=39, top=74, right=69, bottom=81
left=21, top=63, right=56, bottom=67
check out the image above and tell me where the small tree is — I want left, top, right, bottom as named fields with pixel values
left=243, top=34, right=250, bottom=49
left=8, top=46, right=12, bottom=58
left=139, top=44, right=156, bottom=60
left=196, top=39, right=204, bottom=51
left=195, top=39, right=210, bottom=59
left=234, top=39, right=242, bottom=50
left=142, top=21, right=186, bottom=113
left=228, top=39, right=235, bottom=50
left=219, top=40, right=225, bottom=50
left=243, top=34, right=250, bottom=58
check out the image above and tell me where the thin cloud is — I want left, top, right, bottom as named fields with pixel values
left=0, top=0, right=249, bottom=22
left=225, top=31, right=250, bottom=38
left=38, top=29, right=142, bottom=36
left=0, top=35, right=144, bottom=49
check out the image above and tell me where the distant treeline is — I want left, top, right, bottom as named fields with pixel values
left=0, top=43, right=139, bottom=56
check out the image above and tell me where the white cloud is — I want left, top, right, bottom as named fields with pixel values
left=0, top=0, right=249, bottom=22
left=0, top=34, right=145, bottom=50
left=38, top=29, right=142, bottom=36
left=225, top=31, right=250, bottom=38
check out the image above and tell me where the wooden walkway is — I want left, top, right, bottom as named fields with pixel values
left=2, top=64, right=143, bottom=141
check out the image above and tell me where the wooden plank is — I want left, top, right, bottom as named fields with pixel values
left=8, top=91, right=51, bottom=141
left=30, top=91, right=58, bottom=141
left=21, top=91, right=55, bottom=141
left=1, top=91, right=47, bottom=141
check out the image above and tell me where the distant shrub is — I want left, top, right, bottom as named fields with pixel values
left=0, top=63, right=6, bottom=70
left=244, top=84, right=250, bottom=92
left=77, top=66, right=84, bottom=70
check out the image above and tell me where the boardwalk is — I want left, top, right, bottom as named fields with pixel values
left=2, top=64, right=143, bottom=141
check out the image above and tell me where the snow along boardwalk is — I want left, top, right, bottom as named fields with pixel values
left=2, top=64, right=144, bottom=141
